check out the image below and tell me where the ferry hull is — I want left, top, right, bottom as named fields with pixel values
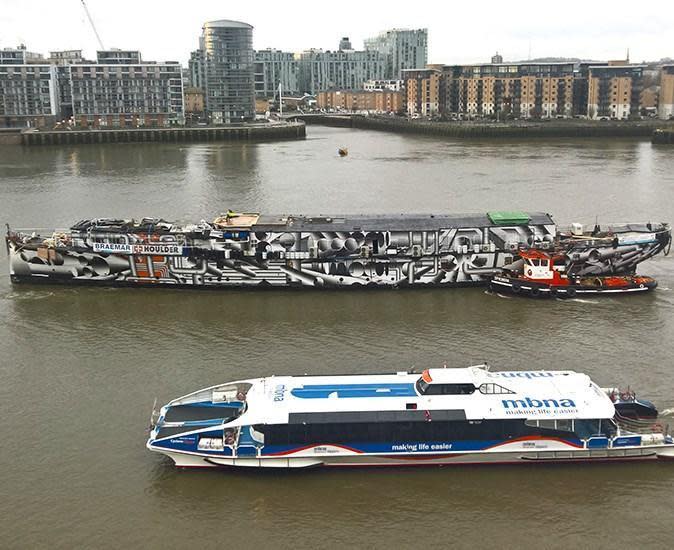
left=152, top=445, right=672, bottom=469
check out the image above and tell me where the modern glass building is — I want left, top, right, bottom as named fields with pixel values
left=202, top=20, right=255, bottom=124
left=364, top=29, right=428, bottom=79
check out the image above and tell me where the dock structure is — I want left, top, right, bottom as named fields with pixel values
left=20, top=121, right=305, bottom=146
left=652, top=129, right=674, bottom=144
left=288, top=114, right=674, bottom=139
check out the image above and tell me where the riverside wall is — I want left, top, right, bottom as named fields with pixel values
left=652, top=129, right=674, bottom=144
left=0, top=129, right=22, bottom=145
left=19, top=121, right=305, bottom=146
left=293, top=114, right=674, bottom=139
left=351, top=117, right=674, bottom=139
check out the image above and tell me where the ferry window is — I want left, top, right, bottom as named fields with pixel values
left=416, top=378, right=430, bottom=395
left=423, top=383, right=476, bottom=395
left=575, top=419, right=602, bottom=439
left=538, top=420, right=556, bottom=430
left=479, top=383, right=514, bottom=395
left=445, top=384, right=475, bottom=395
left=555, top=419, right=573, bottom=432
left=600, top=419, right=617, bottom=437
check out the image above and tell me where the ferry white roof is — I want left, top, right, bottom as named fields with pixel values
left=187, top=366, right=615, bottom=426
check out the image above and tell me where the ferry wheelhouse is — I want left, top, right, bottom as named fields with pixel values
left=146, top=366, right=674, bottom=469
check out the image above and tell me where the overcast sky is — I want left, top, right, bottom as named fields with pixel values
left=1, top=0, right=672, bottom=65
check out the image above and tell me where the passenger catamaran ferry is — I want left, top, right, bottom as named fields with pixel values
left=147, top=365, right=674, bottom=468
left=5, top=211, right=671, bottom=288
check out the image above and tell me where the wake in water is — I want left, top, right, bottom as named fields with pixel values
left=659, top=408, right=674, bottom=417
left=558, top=297, right=599, bottom=304
left=484, top=290, right=512, bottom=299
left=4, top=290, right=56, bottom=301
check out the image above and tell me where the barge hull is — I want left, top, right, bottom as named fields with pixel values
left=6, top=213, right=670, bottom=289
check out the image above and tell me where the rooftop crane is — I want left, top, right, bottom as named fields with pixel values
left=80, top=0, right=105, bottom=50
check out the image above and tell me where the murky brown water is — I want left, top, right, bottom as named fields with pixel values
left=1, top=128, right=674, bottom=549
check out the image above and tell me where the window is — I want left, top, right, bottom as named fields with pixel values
left=525, top=418, right=574, bottom=432
left=479, top=383, right=514, bottom=395
left=418, top=382, right=476, bottom=395
left=261, top=419, right=545, bottom=445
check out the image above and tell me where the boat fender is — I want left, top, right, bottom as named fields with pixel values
left=526, top=268, right=533, bottom=277
left=530, top=287, right=541, bottom=297
left=639, top=284, right=645, bottom=289
left=566, top=287, right=576, bottom=298
left=512, top=282, right=521, bottom=293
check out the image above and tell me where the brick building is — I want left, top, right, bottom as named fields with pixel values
left=659, top=65, right=674, bottom=120
left=317, top=89, right=403, bottom=113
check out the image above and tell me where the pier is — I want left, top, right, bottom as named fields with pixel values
left=19, top=121, right=305, bottom=146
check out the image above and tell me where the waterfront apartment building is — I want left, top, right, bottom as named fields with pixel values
left=1, top=45, right=184, bottom=128
left=96, top=49, right=142, bottom=64
left=188, top=49, right=206, bottom=90
left=317, top=89, right=403, bottom=113
left=0, top=63, right=58, bottom=127
left=199, top=19, right=255, bottom=123
left=432, top=62, right=576, bottom=119
left=363, top=79, right=403, bottom=91
left=658, top=65, right=674, bottom=119
left=249, top=29, right=425, bottom=97
left=586, top=64, right=644, bottom=119
left=69, top=60, right=184, bottom=127
left=403, top=68, right=442, bottom=117
left=254, top=49, right=300, bottom=97
left=297, top=48, right=386, bottom=95
left=402, top=60, right=656, bottom=120
left=0, top=45, right=44, bottom=65
left=364, top=29, right=428, bottom=79
left=48, top=50, right=87, bottom=66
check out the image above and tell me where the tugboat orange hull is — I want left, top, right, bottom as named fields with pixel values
left=489, top=275, right=657, bottom=298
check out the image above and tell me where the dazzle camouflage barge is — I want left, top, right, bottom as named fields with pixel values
left=5, top=211, right=671, bottom=289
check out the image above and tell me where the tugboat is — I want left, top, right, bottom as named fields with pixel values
left=489, top=249, right=657, bottom=298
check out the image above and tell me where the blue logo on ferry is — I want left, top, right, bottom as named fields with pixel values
left=502, top=397, right=576, bottom=409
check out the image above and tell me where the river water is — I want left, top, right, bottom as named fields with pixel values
left=1, top=127, right=674, bottom=549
